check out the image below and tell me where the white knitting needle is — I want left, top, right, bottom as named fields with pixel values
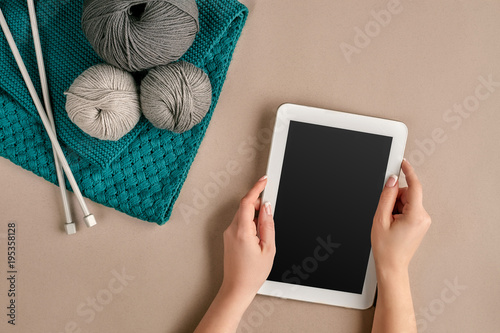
left=0, top=8, right=97, bottom=229
left=26, top=0, right=76, bottom=235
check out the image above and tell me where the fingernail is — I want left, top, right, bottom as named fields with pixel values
left=259, top=175, right=268, bottom=181
left=264, top=202, right=272, bottom=215
left=386, top=175, right=398, bottom=187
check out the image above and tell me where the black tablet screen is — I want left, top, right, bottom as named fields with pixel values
left=268, top=121, right=393, bottom=294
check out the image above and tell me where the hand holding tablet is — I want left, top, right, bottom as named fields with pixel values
left=222, top=176, right=276, bottom=299
left=371, top=159, right=432, bottom=275
left=196, top=104, right=431, bottom=333
left=195, top=177, right=276, bottom=333
left=259, top=103, right=408, bottom=309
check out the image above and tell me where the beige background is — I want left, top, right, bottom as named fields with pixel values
left=1, top=0, right=499, bottom=332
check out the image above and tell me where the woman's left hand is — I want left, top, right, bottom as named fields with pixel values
left=221, top=176, right=276, bottom=299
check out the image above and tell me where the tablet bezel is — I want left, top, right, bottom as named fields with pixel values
left=258, top=103, right=408, bottom=309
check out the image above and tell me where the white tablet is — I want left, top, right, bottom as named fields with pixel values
left=258, top=103, right=407, bottom=309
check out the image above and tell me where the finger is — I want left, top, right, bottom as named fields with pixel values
left=240, top=176, right=267, bottom=209
left=253, top=217, right=259, bottom=234
left=373, top=175, right=399, bottom=228
left=254, top=198, right=262, bottom=211
left=258, top=201, right=276, bottom=252
left=397, top=187, right=408, bottom=206
left=238, top=176, right=268, bottom=226
left=401, top=159, right=423, bottom=205
left=252, top=198, right=262, bottom=231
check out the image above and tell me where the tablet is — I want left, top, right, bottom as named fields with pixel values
left=258, top=103, right=407, bottom=309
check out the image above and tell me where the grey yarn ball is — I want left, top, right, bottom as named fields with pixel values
left=141, top=61, right=212, bottom=133
left=81, top=0, right=199, bottom=72
left=65, top=64, right=141, bottom=141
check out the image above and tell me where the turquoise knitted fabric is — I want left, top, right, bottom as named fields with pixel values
left=0, top=0, right=248, bottom=224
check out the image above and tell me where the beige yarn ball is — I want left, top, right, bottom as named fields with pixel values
left=65, top=64, right=141, bottom=141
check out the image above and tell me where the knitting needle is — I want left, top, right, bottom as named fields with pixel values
left=0, top=8, right=97, bottom=229
left=26, top=0, right=76, bottom=235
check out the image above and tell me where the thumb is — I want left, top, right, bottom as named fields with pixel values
left=373, top=175, right=399, bottom=228
left=258, top=202, right=276, bottom=252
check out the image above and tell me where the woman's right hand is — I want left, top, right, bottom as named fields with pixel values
left=371, top=159, right=432, bottom=275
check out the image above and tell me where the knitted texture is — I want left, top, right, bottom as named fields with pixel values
left=0, top=0, right=248, bottom=224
